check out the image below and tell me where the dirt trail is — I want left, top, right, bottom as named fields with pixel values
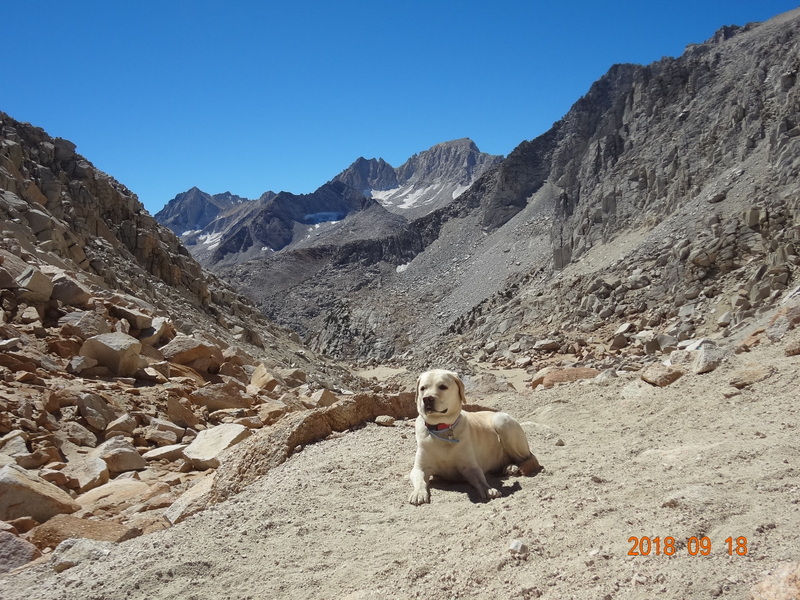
left=1, top=337, right=798, bottom=599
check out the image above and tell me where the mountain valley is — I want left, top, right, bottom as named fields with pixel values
left=1, top=7, right=800, bottom=599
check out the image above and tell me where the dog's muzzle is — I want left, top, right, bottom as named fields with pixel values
left=422, top=396, right=447, bottom=414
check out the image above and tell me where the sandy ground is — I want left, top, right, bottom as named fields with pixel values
left=1, top=336, right=798, bottom=599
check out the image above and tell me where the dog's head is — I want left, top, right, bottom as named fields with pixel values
left=415, top=369, right=466, bottom=424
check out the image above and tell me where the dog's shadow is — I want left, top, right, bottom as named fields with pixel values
left=430, top=477, right=523, bottom=503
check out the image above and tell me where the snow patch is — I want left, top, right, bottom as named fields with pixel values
left=302, top=212, right=346, bottom=225
left=198, top=231, right=224, bottom=250
left=451, top=184, right=468, bottom=199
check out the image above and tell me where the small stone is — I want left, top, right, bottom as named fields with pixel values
left=785, top=338, right=800, bottom=357
left=641, top=363, right=684, bottom=387
left=375, top=415, right=395, bottom=427
left=508, top=539, right=529, bottom=556
left=729, top=366, right=773, bottom=389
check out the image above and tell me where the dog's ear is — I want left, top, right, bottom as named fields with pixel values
left=449, top=371, right=467, bottom=405
left=415, top=375, right=422, bottom=403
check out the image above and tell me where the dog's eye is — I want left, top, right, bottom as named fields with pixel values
left=419, top=385, right=426, bottom=391
left=438, top=384, right=448, bottom=390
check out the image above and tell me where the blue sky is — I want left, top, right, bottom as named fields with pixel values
left=3, top=1, right=798, bottom=215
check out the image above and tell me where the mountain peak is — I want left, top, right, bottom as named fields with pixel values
left=155, top=188, right=249, bottom=233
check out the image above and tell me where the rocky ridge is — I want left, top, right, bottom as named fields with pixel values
left=225, top=8, right=800, bottom=369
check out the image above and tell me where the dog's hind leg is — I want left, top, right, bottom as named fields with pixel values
left=492, top=412, right=543, bottom=475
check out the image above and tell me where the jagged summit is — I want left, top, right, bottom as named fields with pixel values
left=336, top=138, right=503, bottom=218
left=154, top=187, right=253, bottom=235
left=159, top=138, right=501, bottom=267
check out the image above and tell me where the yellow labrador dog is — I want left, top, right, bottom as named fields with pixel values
left=409, top=369, right=542, bottom=505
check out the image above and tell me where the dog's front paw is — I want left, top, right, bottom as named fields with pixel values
left=409, top=489, right=430, bottom=505
left=487, top=487, right=502, bottom=499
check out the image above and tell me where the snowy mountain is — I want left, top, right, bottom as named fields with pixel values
left=158, top=139, right=500, bottom=267
left=335, top=138, right=502, bottom=219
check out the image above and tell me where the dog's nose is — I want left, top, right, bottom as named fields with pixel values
left=422, top=396, right=436, bottom=409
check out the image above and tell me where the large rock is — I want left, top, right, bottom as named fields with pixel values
left=61, top=421, right=97, bottom=447
left=182, top=423, right=251, bottom=469
left=160, top=334, right=223, bottom=372
left=750, top=562, right=800, bottom=600
left=0, top=464, right=80, bottom=522
left=62, top=455, right=109, bottom=494
left=50, top=273, right=91, bottom=308
left=190, top=378, right=253, bottom=411
left=211, top=392, right=416, bottom=503
left=167, top=396, right=199, bottom=428
left=250, top=363, right=283, bottom=391
left=532, top=367, right=601, bottom=389
left=641, top=363, right=684, bottom=387
left=164, top=475, right=215, bottom=525
left=79, top=332, right=146, bottom=377
left=92, top=437, right=146, bottom=473
left=58, top=310, right=112, bottom=340
left=77, top=392, right=118, bottom=431
left=108, top=304, right=153, bottom=330
left=0, top=431, right=28, bottom=456
left=138, top=316, right=172, bottom=346
left=50, top=538, right=115, bottom=573
left=0, top=531, right=42, bottom=574
left=258, top=399, right=289, bottom=425
left=75, top=479, right=153, bottom=514
left=142, top=444, right=188, bottom=462
left=14, top=266, right=52, bottom=303
left=691, top=342, right=726, bottom=374
left=105, top=413, right=137, bottom=437
left=306, top=388, right=339, bottom=408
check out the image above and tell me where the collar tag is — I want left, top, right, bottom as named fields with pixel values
left=426, top=415, right=461, bottom=443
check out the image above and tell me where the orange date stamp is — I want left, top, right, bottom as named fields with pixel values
left=627, top=536, right=748, bottom=557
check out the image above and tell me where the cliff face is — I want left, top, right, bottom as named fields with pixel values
left=542, top=15, right=800, bottom=269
